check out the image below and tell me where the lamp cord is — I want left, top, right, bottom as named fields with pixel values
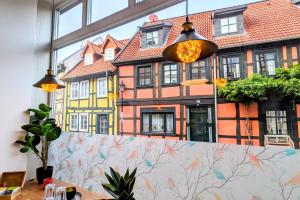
left=49, top=0, right=55, bottom=72
left=185, top=0, right=189, bottom=22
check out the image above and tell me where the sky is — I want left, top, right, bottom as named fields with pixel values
left=56, top=0, right=262, bottom=63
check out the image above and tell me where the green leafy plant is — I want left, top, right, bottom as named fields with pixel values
left=16, top=103, right=61, bottom=170
left=102, top=167, right=137, bottom=200
left=218, top=64, right=300, bottom=104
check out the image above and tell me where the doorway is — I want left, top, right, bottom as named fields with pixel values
left=189, top=106, right=213, bottom=142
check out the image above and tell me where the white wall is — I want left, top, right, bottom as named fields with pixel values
left=0, top=0, right=50, bottom=177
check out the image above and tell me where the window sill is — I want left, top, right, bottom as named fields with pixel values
left=139, top=132, right=176, bottom=136
left=136, top=85, right=154, bottom=89
left=160, top=83, right=180, bottom=87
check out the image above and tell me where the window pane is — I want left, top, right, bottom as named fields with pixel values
left=266, top=110, right=288, bottom=135
left=221, top=26, right=229, bottom=34
left=57, top=3, right=83, bottom=38
left=98, top=115, right=108, bottom=134
left=220, top=18, right=228, bottom=26
left=229, top=17, right=237, bottom=24
left=152, top=114, right=164, bottom=132
left=166, top=114, right=174, bottom=132
left=265, top=53, right=275, bottom=60
left=89, top=0, right=128, bottom=24
left=142, top=114, right=150, bottom=132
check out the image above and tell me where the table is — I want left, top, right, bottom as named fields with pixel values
left=15, top=179, right=109, bottom=200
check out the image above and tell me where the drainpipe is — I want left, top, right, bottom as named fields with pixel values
left=213, top=54, right=218, bottom=143
left=212, top=12, right=218, bottom=143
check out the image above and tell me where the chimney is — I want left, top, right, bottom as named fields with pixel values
left=149, top=14, right=158, bottom=22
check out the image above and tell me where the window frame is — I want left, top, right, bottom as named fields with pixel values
left=97, top=113, right=109, bottom=134
left=104, top=48, right=115, bottom=61
left=69, top=113, right=79, bottom=131
left=220, top=53, right=243, bottom=80
left=162, top=63, right=180, bottom=85
left=254, top=49, right=279, bottom=76
left=136, top=64, right=153, bottom=88
left=79, top=80, right=89, bottom=99
left=84, top=53, right=93, bottom=65
left=220, top=16, right=238, bottom=35
left=145, top=30, right=159, bottom=47
left=70, top=82, right=80, bottom=100
left=140, top=108, right=176, bottom=135
left=189, top=59, right=210, bottom=81
left=79, top=113, right=89, bottom=132
left=265, top=110, right=288, bottom=135
left=97, top=77, right=108, bottom=98
left=55, top=0, right=83, bottom=39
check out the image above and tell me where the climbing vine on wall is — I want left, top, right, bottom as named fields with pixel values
left=218, top=64, right=300, bottom=104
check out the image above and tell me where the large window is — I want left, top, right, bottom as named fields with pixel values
left=220, top=16, right=237, bottom=35
left=88, top=0, right=128, bottom=24
left=163, top=64, right=178, bottom=84
left=57, top=2, right=83, bottom=38
left=190, top=60, right=208, bottom=80
left=70, top=113, right=79, bottom=131
left=137, top=65, right=152, bottom=86
left=141, top=111, right=175, bottom=134
left=97, top=114, right=108, bottom=134
left=70, top=82, right=79, bottom=99
left=221, top=55, right=241, bottom=79
left=256, top=51, right=277, bottom=76
left=97, top=78, right=108, bottom=97
left=80, top=80, right=89, bottom=98
left=266, top=110, right=288, bottom=135
left=79, top=113, right=89, bottom=132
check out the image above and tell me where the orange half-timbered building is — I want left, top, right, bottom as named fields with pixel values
left=114, top=0, right=300, bottom=148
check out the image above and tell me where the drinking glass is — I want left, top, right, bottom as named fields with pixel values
left=44, top=184, right=56, bottom=200
left=55, top=186, right=67, bottom=200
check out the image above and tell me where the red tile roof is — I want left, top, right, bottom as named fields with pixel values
left=114, top=0, right=300, bottom=64
left=61, top=36, right=129, bottom=80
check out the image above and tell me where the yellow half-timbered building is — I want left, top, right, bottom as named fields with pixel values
left=61, top=35, right=128, bottom=134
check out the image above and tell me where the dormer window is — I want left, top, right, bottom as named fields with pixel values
left=146, top=31, right=159, bottom=46
left=104, top=48, right=115, bottom=61
left=84, top=53, right=93, bottom=65
left=220, top=16, right=237, bottom=34
left=214, top=5, right=246, bottom=37
left=140, top=19, right=172, bottom=49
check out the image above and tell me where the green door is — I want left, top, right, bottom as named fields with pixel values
left=190, top=107, right=212, bottom=142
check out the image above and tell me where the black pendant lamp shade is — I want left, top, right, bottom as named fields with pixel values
left=163, top=0, right=218, bottom=63
left=33, top=69, right=65, bottom=93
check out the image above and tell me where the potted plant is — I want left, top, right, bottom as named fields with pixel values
left=102, top=167, right=137, bottom=200
left=16, top=103, right=61, bottom=184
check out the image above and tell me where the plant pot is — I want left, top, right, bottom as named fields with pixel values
left=36, top=166, right=53, bottom=184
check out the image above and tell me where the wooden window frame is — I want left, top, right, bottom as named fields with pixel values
left=220, top=16, right=238, bottom=35
left=140, top=107, right=176, bottom=136
left=79, top=80, right=89, bottom=99
left=97, top=77, right=108, bottom=98
left=162, top=63, right=179, bottom=85
left=220, top=54, right=243, bottom=80
left=79, top=113, right=89, bottom=132
left=189, top=59, right=210, bottom=81
left=136, top=64, right=153, bottom=88
left=97, top=113, right=109, bottom=134
left=254, top=49, right=279, bottom=76
left=69, top=113, right=79, bottom=131
left=70, top=82, right=80, bottom=100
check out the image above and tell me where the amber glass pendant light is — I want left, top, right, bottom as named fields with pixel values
left=163, top=0, right=218, bottom=63
left=33, top=0, right=65, bottom=93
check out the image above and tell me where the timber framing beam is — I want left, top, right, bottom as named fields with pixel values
left=53, top=0, right=185, bottom=49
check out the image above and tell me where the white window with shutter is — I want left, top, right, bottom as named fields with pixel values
left=104, top=48, right=115, bottom=61
left=97, top=78, right=108, bottom=97
left=84, top=53, right=93, bottom=65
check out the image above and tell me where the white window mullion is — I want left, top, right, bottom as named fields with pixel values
left=79, top=113, right=89, bottom=132
left=80, top=80, right=89, bottom=99
left=97, top=78, right=108, bottom=97
left=70, top=113, right=79, bottom=131
left=70, top=82, right=79, bottom=99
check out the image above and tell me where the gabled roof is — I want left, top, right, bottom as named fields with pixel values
left=80, top=41, right=102, bottom=57
left=100, top=34, right=127, bottom=53
left=114, top=0, right=300, bottom=64
left=61, top=35, right=129, bottom=81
